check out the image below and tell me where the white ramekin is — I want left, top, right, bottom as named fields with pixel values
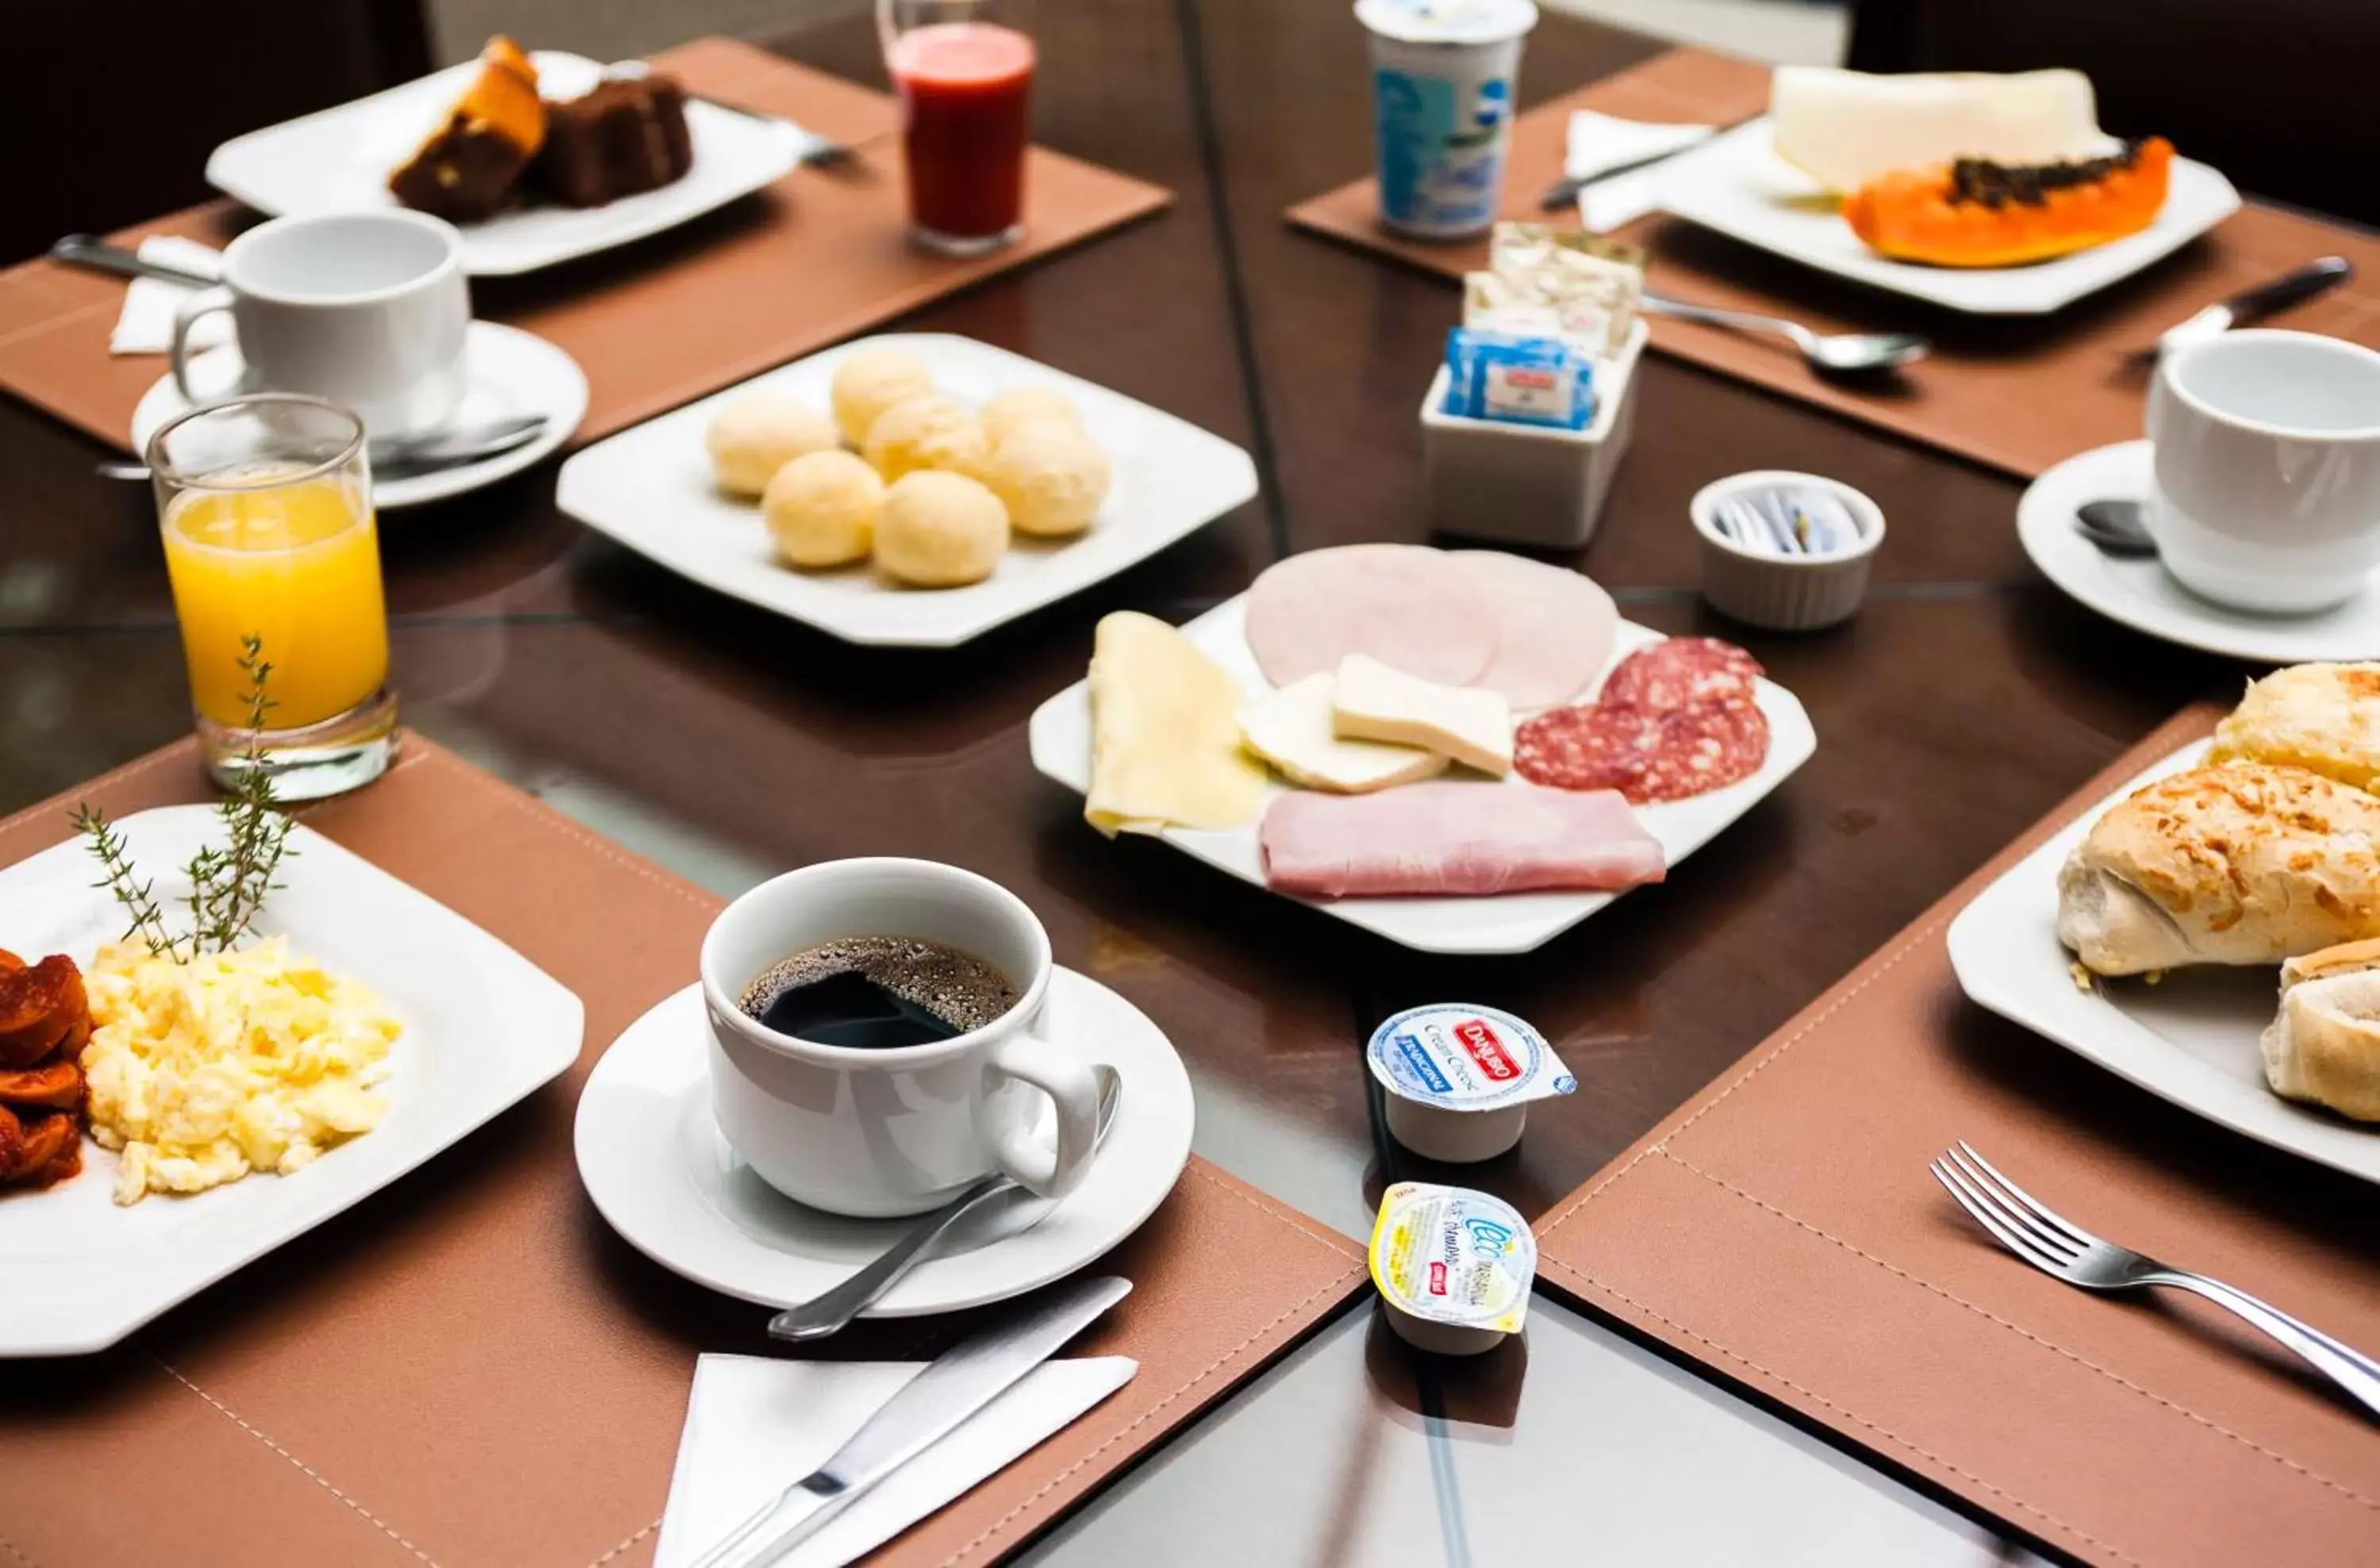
left=1690, top=471, right=1884, bottom=632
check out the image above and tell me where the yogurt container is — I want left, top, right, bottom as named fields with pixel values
left=1368, top=1181, right=1537, bottom=1355
left=1356, top=0, right=1539, bottom=240
left=1367, top=1002, right=1572, bottom=1162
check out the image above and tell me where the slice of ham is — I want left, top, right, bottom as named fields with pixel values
left=1244, top=544, right=1499, bottom=688
left=1260, top=782, right=1665, bottom=899
left=1450, top=551, right=1618, bottom=711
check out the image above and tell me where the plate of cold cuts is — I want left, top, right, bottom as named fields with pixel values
left=1028, top=544, right=1817, bottom=955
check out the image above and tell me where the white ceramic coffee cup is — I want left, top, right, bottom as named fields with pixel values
left=2146, top=329, right=2380, bottom=613
left=171, top=210, right=469, bottom=438
left=700, top=858, right=1111, bottom=1218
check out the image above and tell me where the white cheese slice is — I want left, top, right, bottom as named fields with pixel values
left=1239, top=674, right=1449, bottom=794
left=1331, top=654, right=1513, bottom=777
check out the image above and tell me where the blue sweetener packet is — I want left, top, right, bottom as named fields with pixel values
left=1441, top=327, right=1595, bottom=430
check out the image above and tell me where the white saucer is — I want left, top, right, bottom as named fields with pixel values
left=130, top=321, right=588, bottom=510
left=2017, top=440, right=2380, bottom=664
left=574, top=970, right=1195, bottom=1318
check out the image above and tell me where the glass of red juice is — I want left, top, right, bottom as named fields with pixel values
left=879, top=0, right=1037, bottom=256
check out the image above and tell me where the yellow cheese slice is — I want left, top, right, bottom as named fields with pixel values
left=1240, top=674, right=1448, bottom=793
left=1331, top=653, right=1512, bottom=777
left=1085, top=611, right=1267, bottom=836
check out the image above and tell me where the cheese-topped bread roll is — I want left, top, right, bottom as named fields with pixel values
left=2208, top=661, right=2380, bottom=793
left=764, top=450, right=881, bottom=568
left=864, top=395, right=991, bottom=483
left=706, top=394, right=839, bottom=497
left=2057, top=763, right=2380, bottom=974
left=2261, top=940, right=2380, bottom=1120
left=831, top=346, right=935, bottom=445
left=874, top=471, right=1007, bottom=586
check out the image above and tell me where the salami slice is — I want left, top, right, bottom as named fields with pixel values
left=1516, top=698, right=1770, bottom=803
left=1597, top=637, right=1764, bottom=711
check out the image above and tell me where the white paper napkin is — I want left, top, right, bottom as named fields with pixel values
left=109, top=237, right=228, bottom=356
left=654, top=1355, right=1138, bottom=1568
left=1565, top=110, right=1714, bottom=234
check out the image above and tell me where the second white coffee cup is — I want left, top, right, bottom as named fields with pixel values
left=2146, top=329, right=2380, bottom=614
left=700, top=858, right=1111, bottom=1218
left=171, top=209, right=470, bottom=439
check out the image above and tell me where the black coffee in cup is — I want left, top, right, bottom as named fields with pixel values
left=739, top=936, right=1019, bottom=1049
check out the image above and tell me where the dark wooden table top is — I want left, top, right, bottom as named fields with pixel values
left=0, top=2, right=2244, bottom=1562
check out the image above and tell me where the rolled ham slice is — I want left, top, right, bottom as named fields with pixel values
left=1260, top=782, right=1665, bottom=899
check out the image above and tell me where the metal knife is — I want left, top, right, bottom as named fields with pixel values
left=2127, top=255, right=2354, bottom=363
left=685, top=1274, right=1132, bottom=1568
left=1537, top=113, right=1756, bottom=212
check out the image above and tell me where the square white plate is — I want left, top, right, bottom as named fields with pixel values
left=1655, top=119, right=2241, bottom=316
left=1948, top=741, right=2380, bottom=1185
left=556, top=334, right=1260, bottom=648
left=0, top=808, right=585, bottom=1355
left=1028, top=598, right=1816, bottom=955
left=205, top=52, right=814, bottom=276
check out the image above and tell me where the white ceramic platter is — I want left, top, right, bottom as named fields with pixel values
left=575, top=974, right=1194, bottom=1316
left=555, top=334, right=1259, bottom=648
left=1028, top=598, right=1816, bottom=955
left=2018, top=440, right=2380, bottom=664
left=1655, top=119, right=2240, bottom=316
left=0, top=807, right=585, bottom=1356
left=1948, top=740, right=2380, bottom=1185
left=130, top=321, right=588, bottom=509
left=205, top=52, right=816, bottom=276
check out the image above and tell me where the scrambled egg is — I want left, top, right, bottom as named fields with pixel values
left=82, top=937, right=401, bottom=1205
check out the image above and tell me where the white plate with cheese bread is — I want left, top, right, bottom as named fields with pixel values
left=556, top=335, right=1258, bottom=648
left=1951, top=663, right=2380, bottom=1183
left=1030, top=547, right=1816, bottom=955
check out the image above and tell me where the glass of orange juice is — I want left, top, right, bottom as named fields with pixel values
left=148, top=394, right=397, bottom=799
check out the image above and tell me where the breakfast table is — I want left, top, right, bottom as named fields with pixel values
left=2, top=2, right=2371, bottom=1565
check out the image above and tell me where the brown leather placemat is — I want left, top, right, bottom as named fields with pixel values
left=0, top=738, right=1365, bottom=1567
left=1532, top=703, right=2380, bottom=1566
left=0, top=38, right=1171, bottom=454
left=1288, top=48, right=2380, bottom=478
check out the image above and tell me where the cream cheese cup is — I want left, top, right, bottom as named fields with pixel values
left=1368, top=1181, right=1537, bottom=1355
left=1366, top=1001, right=1572, bottom=1162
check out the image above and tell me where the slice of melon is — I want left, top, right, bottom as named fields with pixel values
left=1771, top=67, right=2110, bottom=194
left=1844, top=138, right=2173, bottom=268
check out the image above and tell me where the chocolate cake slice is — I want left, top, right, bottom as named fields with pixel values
left=531, top=75, right=695, bottom=208
left=389, top=35, right=546, bottom=223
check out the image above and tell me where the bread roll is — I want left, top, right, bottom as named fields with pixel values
left=763, top=450, right=881, bottom=568
left=831, top=347, right=935, bottom=445
left=2260, top=940, right=2380, bottom=1120
left=706, top=394, right=839, bottom=497
left=2208, top=661, right=2380, bottom=792
left=875, top=471, right=1008, bottom=587
left=981, top=385, right=1081, bottom=448
left=2056, top=763, right=2380, bottom=974
left=982, top=418, right=1109, bottom=537
left=863, top=395, right=991, bottom=483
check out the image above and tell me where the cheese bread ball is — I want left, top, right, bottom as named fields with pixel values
left=764, top=450, right=884, bottom=569
left=982, top=418, right=1111, bottom=537
left=706, top=394, right=839, bottom=497
left=863, top=394, right=992, bottom=483
left=876, top=471, right=1008, bottom=587
left=831, top=346, right=936, bottom=445
left=981, top=385, right=1081, bottom=449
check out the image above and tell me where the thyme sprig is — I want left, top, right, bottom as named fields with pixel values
left=75, top=633, right=298, bottom=960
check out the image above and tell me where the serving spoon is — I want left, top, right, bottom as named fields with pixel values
left=1641, top=293, right=1930, bottom=375
left=767, top=1066, right=1125, bottom=1343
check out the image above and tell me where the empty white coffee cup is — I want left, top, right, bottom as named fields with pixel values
left=2146, top=329, right=2380, bottom=613
left=171, top=210, right=470, bottom=438
left=700, top=858, right=1112, bottom=1218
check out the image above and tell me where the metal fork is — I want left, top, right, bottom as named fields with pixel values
left=1930, top=1141, right=2380, bottom=1420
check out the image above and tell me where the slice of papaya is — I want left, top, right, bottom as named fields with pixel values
left=0, top=955, right=86, bottom=1070
left=1844, top=137, right=2174, bottom=268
